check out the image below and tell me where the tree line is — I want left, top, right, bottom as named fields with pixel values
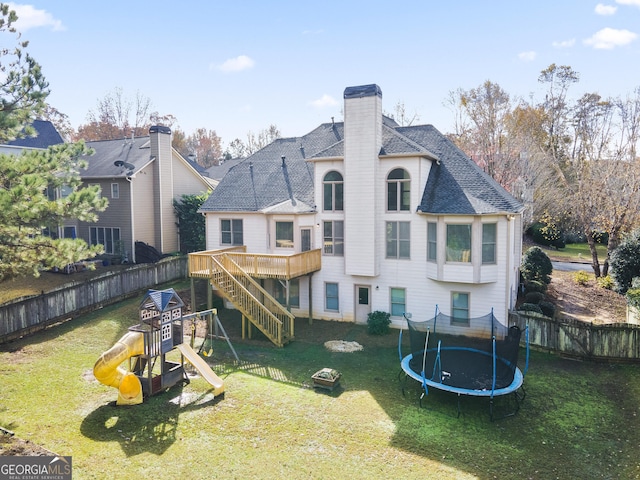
left=447, top=65, right=640, bottom=278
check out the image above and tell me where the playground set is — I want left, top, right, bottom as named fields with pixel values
left=93, top=288, right=232, bottom=405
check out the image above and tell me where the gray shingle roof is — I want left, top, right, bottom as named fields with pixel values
left=82, top=136, right=152, bottom=178
left=5, top=120, right=64, bottom=148
left=200, top=119, right=522, bottom=215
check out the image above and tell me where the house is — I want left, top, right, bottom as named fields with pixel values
left=0, top=119, right=64, bottom=155
left=65, top=126, right=214, bottom=263
left=192, top=84, right=523, bottom=344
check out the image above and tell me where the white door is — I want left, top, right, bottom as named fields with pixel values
left=355, top=285, right=371, bottom=323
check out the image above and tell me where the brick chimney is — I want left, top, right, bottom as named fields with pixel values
left=343, top=84, right=383, bottom=277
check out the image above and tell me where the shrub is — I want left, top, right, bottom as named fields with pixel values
left=573, top=270, right=590, bottom=286
left=521, top=246, right=553, bottom=285
left=597, top=275, right=614, bottom=290
left=367, top=310, right=391, bottom=335
left=518, top=303, right=543, bottom=314
left=524, top=291, right=544, bottom=304
left=610, top=229, right=640, bottom=294
left=539, top=301, right=556, bottom=318
left=524, top=280, right=547, bottom=294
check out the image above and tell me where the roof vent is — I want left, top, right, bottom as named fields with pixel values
left=281, top=155, right=286, bottom=167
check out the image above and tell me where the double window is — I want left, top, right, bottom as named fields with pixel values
left=386, top=221, right=410, bottom=259
left=387, top=168, right=410, bottom=211
left=274, top=279, right=300, bottom=308
left=221, top=219, right=243, bottom=246
left=323, top=221, right=344, bottom=256
left=323, top=171, right=344, bottom=211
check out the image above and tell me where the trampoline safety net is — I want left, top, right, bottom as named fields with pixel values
left=406, top=311, right=521, bottom=391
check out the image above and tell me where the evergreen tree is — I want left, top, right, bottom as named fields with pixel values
left=0, top=5, right=108, bottom=280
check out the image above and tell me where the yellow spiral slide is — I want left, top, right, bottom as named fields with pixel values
left=93, top=331, right=145, bottom=405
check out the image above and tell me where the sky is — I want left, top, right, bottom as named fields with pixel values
left=4, top=0, right=640, bottom=149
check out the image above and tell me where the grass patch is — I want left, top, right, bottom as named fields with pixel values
left=2, top=290, right=640, bottom=479
left=539, top=242, right=607, bottom=262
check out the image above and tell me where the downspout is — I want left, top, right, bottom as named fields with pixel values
left=127, top=175, right=135, bottom=263
left=505, top=215, right=513, bottom=320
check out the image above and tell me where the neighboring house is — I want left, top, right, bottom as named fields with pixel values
left=0, top=119, right=64, bottom=155
left=195, top=84, right=523, bottom=341
left=65, top=126, right=214, bottom=263
left=205, top=157, right=245, bottom=188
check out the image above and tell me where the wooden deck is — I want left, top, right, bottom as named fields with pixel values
left=188, top=247, right=322, bottom=280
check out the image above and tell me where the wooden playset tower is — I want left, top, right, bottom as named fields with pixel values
left=129, top=288, right=189, bottom=398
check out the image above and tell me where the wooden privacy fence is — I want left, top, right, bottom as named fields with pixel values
left=510, top=311, right=640, bottom=362
left=0, top=256, right=187, bottom=344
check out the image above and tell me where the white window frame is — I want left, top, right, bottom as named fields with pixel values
left=325, top=282, right=339, bottom=311
left=446, top=224, right=472, bottom=263
left=323, top=171, right=344, bottom=211
left=427, top=222, right=437, bottom=262
left=390, top=287, right=406, bottom=317
left=111, top=183, right=119, bottom=199
left=323, top=220, right=344, bottom=256
left=275, top=221, right=294, bottom=248
left=386, top=221, right=410, bottom=259
left=221, top=219, right=243, bottom=246
left=386, top=168, right=410, bottom=212
left=482, top=223, right=497, bottom=264
left=451, top=292, right=470, bottom=325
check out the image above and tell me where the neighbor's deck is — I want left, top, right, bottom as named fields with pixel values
left=188, top=247, right=322, bottom=281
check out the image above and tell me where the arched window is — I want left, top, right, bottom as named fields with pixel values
left=323, top=171, right=343, bottom=211
left=387, top=168, right=410, bottom=211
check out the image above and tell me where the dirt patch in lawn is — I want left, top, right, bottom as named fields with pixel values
left=546, top=269, right=627, bottom=324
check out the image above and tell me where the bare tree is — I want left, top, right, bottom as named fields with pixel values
left=76, top=87, right=154, bottom=140
left=245, top=124, right=280, bottom=155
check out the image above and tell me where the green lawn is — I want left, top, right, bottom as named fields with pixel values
left=536, top=242, right=608, bottom=262
left=2, top=284, right=640, bottom=479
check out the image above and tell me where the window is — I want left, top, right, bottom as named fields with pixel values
left=90, top=227, right=121, bottom=254
left=387, top=168, right=410, bottom=211
left=427, top=222, right=437, bottom=262
left=482, top=223, right=497, bottom=264
left=446, top=224, right=471, bottom=262
left=63, top=226, right=77, bottom=239
left=221, top=219, right=243, bottom=245
left=301, top=228, right=311, bottom=252
left=323, top=221, right=344, bottom=256
left=325, top=282, right=339, bottom=311
left=275, top=279, right=300, bottom=307
left=386, top=221, right=410, bottom=258
left=275, top=221, right=294, bottom=248
left=390, top=288, right=406, bottom=317
left=451, top=292, right=470, bottom=325
left=111, top=183, right=119, bottom=199
left=323, top=171, right=344, bottom=211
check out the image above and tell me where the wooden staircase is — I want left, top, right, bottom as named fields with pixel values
left=207, top=253, right=295, bottom=347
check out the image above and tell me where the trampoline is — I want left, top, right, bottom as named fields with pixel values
left=399, top=308, right=529, bottom=420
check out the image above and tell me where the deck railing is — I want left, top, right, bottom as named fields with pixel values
left=188, top=248, right=321, bottom=280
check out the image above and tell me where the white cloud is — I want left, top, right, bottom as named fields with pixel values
left=6, top=3, right=64, bottom=31
left=310, top=94, right=338, bottom=108
left=595, top=3, right=618, bottom=15
left=616, top=0, right=640, bottom=7
left=584, top=27, right=638, bottom=49
left=552, top=38, right=576, bottom=48
left=518, top=51, right=537, bottom=61
left=216, top=55, right=255, bottom=73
